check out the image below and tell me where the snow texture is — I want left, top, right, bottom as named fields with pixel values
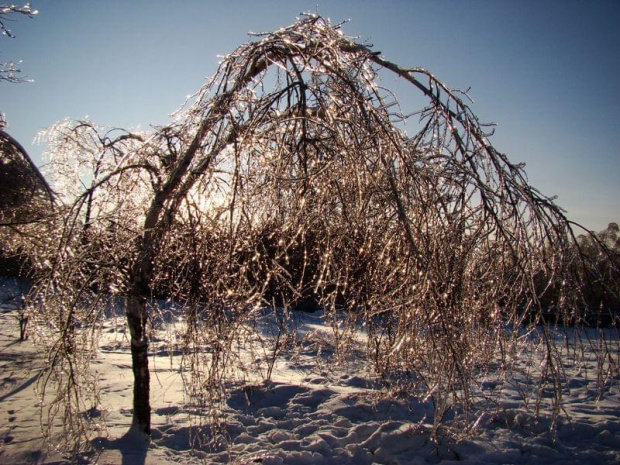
left=0, top=277, right=619, bottom=464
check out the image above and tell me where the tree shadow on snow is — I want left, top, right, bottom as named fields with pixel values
left=93, top=428, right=149, bottom=465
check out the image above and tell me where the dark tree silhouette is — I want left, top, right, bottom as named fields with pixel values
left=575, top=222, right=620, bottom=323
left=0, top=128, right=53, bottom=225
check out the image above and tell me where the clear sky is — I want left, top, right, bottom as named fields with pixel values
left=1, top=0, right=618, bottom=232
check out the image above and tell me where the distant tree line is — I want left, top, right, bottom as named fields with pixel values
left=527, top=222, right=620, bottom=326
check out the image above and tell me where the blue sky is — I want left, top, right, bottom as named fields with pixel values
left=1, top=0, right=618, bottom=232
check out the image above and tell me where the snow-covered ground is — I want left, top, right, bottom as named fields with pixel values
left=0, top=278, right=619, bottom=464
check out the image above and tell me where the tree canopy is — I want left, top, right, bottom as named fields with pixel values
left=0, top=128, right=53, bottom=224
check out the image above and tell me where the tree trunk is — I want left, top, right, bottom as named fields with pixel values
left=126, top=293, right=151, bottom=434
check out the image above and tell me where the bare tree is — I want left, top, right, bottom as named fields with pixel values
left=32, top=15, right=618, bottom=451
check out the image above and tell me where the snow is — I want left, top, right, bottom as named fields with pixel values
left=0, top=278, right=619, bottom=464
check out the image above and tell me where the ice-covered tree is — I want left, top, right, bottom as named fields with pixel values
left=33, top=15, right=618, bottom=450
left=0, top=3, right=37, bottom=83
